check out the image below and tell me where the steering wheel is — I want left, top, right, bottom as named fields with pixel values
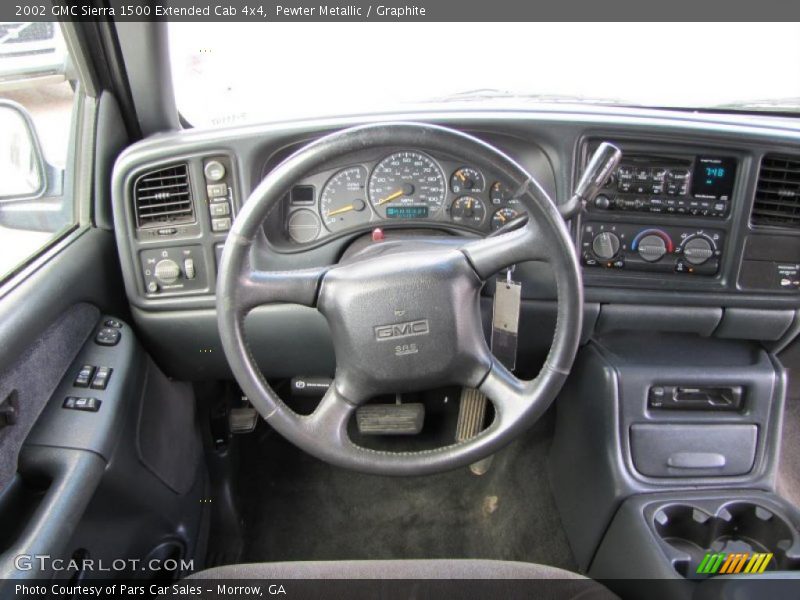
left=217, top=122, right=583, bottom=476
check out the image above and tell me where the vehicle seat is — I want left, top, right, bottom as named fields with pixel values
left=188, top=559, right=618, bottom=598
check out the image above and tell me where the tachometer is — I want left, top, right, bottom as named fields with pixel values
left=368, top=151, right=446, bottom=219
left=320, top=167, right=369, bottom=232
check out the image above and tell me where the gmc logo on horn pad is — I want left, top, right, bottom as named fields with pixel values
left=374, top=319, right=430, bottom=341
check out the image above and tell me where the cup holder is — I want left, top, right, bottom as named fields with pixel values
left=653, top=502, right=800, bottom=578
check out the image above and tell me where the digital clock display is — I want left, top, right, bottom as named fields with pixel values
left=386, top=205, right=429, bottom=219
left=691, top=156, right=737, bottom=200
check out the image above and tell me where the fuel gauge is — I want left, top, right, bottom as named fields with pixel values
left=451, top=167, right=485, bottom=194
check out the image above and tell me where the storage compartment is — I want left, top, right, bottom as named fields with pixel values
left=0, top=474, right=50, bottom=554
left=654, top=502, right=800, bottom=578
left=630, top=423, right=757, bottom=477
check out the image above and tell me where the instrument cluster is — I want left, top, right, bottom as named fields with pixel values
left=281, top=149, right=526, bottom=245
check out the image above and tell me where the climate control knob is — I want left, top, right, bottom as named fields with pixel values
left=154, top=259, right=181, bottom=284
left=592, top=231, right=620, bottom=260
left=637, top=234, right=668, bottom=262
left=683, top=237, right=714, bottom=265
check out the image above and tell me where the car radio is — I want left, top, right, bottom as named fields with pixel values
left=580, top=222, right=725, bottom=276
left=588, top=154, right=737, bottom=218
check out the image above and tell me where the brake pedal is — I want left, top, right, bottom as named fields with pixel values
left=228, top=395, right=258, bottom=434
left=356, top=403, right=424, bottom=435
left=456, top=388, right=493, bottom=475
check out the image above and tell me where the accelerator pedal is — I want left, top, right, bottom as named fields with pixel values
left=356, top=403, right=425, bottom=435
left=455, top=388, right=493, bottom=475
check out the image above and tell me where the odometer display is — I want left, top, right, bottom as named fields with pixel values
left=368, top=151, right=445, bottom=218
left=386, top=206, right=429, bottom=219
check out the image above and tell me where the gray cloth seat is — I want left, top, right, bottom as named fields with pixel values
left=188, top=559, right=618, bottom=598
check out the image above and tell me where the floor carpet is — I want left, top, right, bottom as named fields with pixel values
left=236, top=411, right=577, bottom=571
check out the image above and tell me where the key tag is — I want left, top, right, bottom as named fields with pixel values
left=491, top=266, right=521, bottom=371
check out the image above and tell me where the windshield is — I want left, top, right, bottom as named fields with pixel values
left=169, top=23, right=800, bottom=127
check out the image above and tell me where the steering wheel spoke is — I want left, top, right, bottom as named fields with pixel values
left=238, top=264, right=328, bottom=311
left=301, top=384, right=358, bottom=450
left=478, top=361, right=530, bottom=423
left=461, top=220, right=550, bottom=280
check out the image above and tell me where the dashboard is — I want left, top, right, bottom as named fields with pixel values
left=110, top=108, right=800, bottom=380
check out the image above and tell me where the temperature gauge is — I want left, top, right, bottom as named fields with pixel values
left=450, top=196, right=485, bottom=226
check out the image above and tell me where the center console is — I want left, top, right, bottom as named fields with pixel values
left=548, top=331, right=787, bottom=570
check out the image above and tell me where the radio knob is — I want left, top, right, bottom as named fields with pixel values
left=592, top=231, right=620, bottom=260
left=637, top=234, right=668, bottom=262
left=594, top=194, right=611, bottom=210
left=154, top=259, right=181, bottom=284
left=683, top=237, right=714, bottom=265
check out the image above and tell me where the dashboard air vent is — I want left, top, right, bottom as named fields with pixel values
left=133, top=164, right=194, bottom=228
left=752, top=154, right=800, bottom=228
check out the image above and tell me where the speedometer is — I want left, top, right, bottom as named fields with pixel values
left=368, top=151, right=446, bottom=219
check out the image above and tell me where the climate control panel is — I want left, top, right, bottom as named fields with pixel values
left=580, top=222, right=724, bottom=276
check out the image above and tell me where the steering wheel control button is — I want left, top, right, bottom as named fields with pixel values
left=74, top=365, right=96, bottom=388
left=592, top=231, right=620, bottom=260
left=204, top=160, right=226, bottom=181
left=104, top=319, right=123, bottom=329
left=90, top=367, right=113, bottom=390
left=63, top=397, right=101, bottom=412
left=95, top=327, right=121, bottom=347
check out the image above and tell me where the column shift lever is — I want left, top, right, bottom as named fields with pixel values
left=560, top=142, right=622, bottom=219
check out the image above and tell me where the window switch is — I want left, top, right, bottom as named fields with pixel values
left=95, top=327, right=121, bottom=346
left=74, top=365, right=95, bottom=388
left=90, top=367, right=112, bottom=390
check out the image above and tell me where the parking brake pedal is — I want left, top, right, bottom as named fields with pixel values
left=456, top=388, right=493, bottom=475
left=356, top=402, right=424, bottom=435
